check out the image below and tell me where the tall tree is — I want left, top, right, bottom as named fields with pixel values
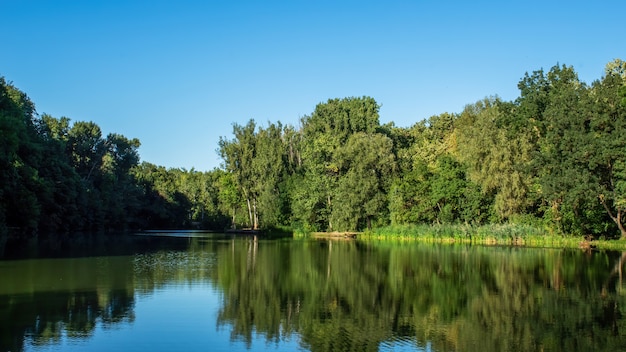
left=589, top=60, right=626, bottom=238
left=216, top=170, right=243, bottom=229
left=219, top=120, right=259, bottom=229
left=35, top=114, right=82, bottom=232
left=511, top=63, right=626, bottom=236
left=253, top=122, right=287, bottom=228
left=67, top=121, right=107, bottom=183
left=333, top=132, right=395, bottom=230
left=0, top=77, right=42, bottom=234
left=99, top=133, right=142, bottom=230
left=455, top=98, right=533, bottom=220
left=297, top=97, right=381, bottom=231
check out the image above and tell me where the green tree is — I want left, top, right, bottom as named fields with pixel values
left=0, top=77, right=43, bottom=234
left=333, top=132, right=395, bottom=230
left=67, top=121, right=107, bottom=183
left=253, top=122, right=288, bottom=228
left=589, top=60, right=626, bottom=238
left=297, top=97, right=381, bottom=231
left=216, top=170, right=243, bottom=229
left=456, top=98, right=533, bottom=220
left=537, top=65, right=593, bottom=234
left=132, top=162, right=191, bottom=229
left=219, top=120, right=258, bottom=228
left=389, top=161, right=433, bottom=224
left=218, top=120, right=293, bottom=229
left=412, top=112, right=457, bottom=168
left=35, top=114, right=83, bottom=232
left=389, top=113, right=489, bottom=225
left=97, top=133, right=142, bottom=230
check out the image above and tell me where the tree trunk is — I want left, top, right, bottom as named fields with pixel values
left=246, top=198, right=253, bottom=229
left=327, top=194, right=332, bottom=231
left=253, top=198, right=258, bottom=230
left=599, top=196, right=626, bottom=238
left=617, top=209, right=626, bottom=239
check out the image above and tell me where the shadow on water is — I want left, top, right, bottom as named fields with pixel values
left=0, top=231, right=222, bottom=352
left=0, top=230, right=235, bottom=261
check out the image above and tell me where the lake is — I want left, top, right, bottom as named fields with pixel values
left=1, top=232, right=626, bottom=352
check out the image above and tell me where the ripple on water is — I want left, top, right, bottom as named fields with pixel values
left=379, top=336, right=432, bottom=352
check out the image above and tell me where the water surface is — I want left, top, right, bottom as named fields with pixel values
left=2, top=233, right=626, bottom=351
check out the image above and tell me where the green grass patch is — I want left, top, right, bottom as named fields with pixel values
left=360, top=224, right=626, bottom=250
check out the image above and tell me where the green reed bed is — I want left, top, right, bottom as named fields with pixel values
left=360, top=224, right=626, bottom=250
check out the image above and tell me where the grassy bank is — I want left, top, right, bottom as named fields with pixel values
left=358, top=224, right=626, bottom=251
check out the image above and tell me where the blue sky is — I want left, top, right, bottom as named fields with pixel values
left=2, top=0, right=624, bottom=171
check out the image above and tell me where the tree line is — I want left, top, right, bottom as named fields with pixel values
left=1, top=59, right=625, bottom=238
left=0, top=76, right=229, bottom=236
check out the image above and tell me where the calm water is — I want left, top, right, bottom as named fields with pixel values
left=2, top=233, right=626, bottom=352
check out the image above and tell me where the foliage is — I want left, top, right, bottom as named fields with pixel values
left=2, top=58, right=626, bottom=239
left=0, top=77, right=227, bottom=235
left=295, top=97, right=383, bottom=231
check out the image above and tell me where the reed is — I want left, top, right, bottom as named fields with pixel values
left=360, top=224, right=626, bottom=250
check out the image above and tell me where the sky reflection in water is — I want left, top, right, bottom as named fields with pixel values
left=2, top=233, right=626, bottom=352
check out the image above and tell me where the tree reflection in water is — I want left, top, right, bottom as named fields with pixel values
left=214, top=240, right=626, bottom=352
left=2, top=236, right=626, bottom=352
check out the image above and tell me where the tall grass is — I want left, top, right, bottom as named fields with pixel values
left=360, top=224, right=626, bottom=250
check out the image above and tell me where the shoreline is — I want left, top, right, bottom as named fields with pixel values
left=299, top=224, right=626, bottom=251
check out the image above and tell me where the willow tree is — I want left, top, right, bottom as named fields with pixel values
left=389, top=113, right=489, bottom=225
left=455, top=97, right=534, bottom=220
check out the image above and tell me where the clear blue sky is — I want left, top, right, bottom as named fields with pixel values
left=2, top=0, right=624, bottom=171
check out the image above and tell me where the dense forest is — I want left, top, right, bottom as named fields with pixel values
left=1, top=59, right=625, bottom=238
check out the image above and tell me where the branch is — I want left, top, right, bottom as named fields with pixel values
left=599, top=194, right=618, bottom=224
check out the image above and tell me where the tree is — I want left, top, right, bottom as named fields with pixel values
left=253, top=122, right=288, bottom=228
left=388, top=112, right=490, bottom=226
left=132, top=163, right=193, bottom=229
left=218, top=120, right=293, bottom=229
left=0, top=77, right=42, bottom=234
left=509, top=62, right=626, bottom=237
left=35, top=114, right=83, bottom=232
left=527, top=64, right=610, bottom=235
left=333, top=132, right=395, bottom=230
left=297, top=97, right=381, bottom=231
left=589, top=60, right=626, bottom=238
left=389, top=161, right=433, bottom=224
left=67, top=121, right=107, bottom=183
left=219, top=120, right=258, bottom=228
left=217, top=170, right=242, bottom=229
left=412, top=112, right=457, bottom=168
left=455, top=98, right=533, bottom=220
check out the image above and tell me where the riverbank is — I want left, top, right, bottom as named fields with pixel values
left=359, top=224, right=626, bottom=250
left=296, top=224, right=626, bottom=250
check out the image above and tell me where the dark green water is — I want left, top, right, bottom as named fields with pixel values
left=1, top=233, right=626, bottom=352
